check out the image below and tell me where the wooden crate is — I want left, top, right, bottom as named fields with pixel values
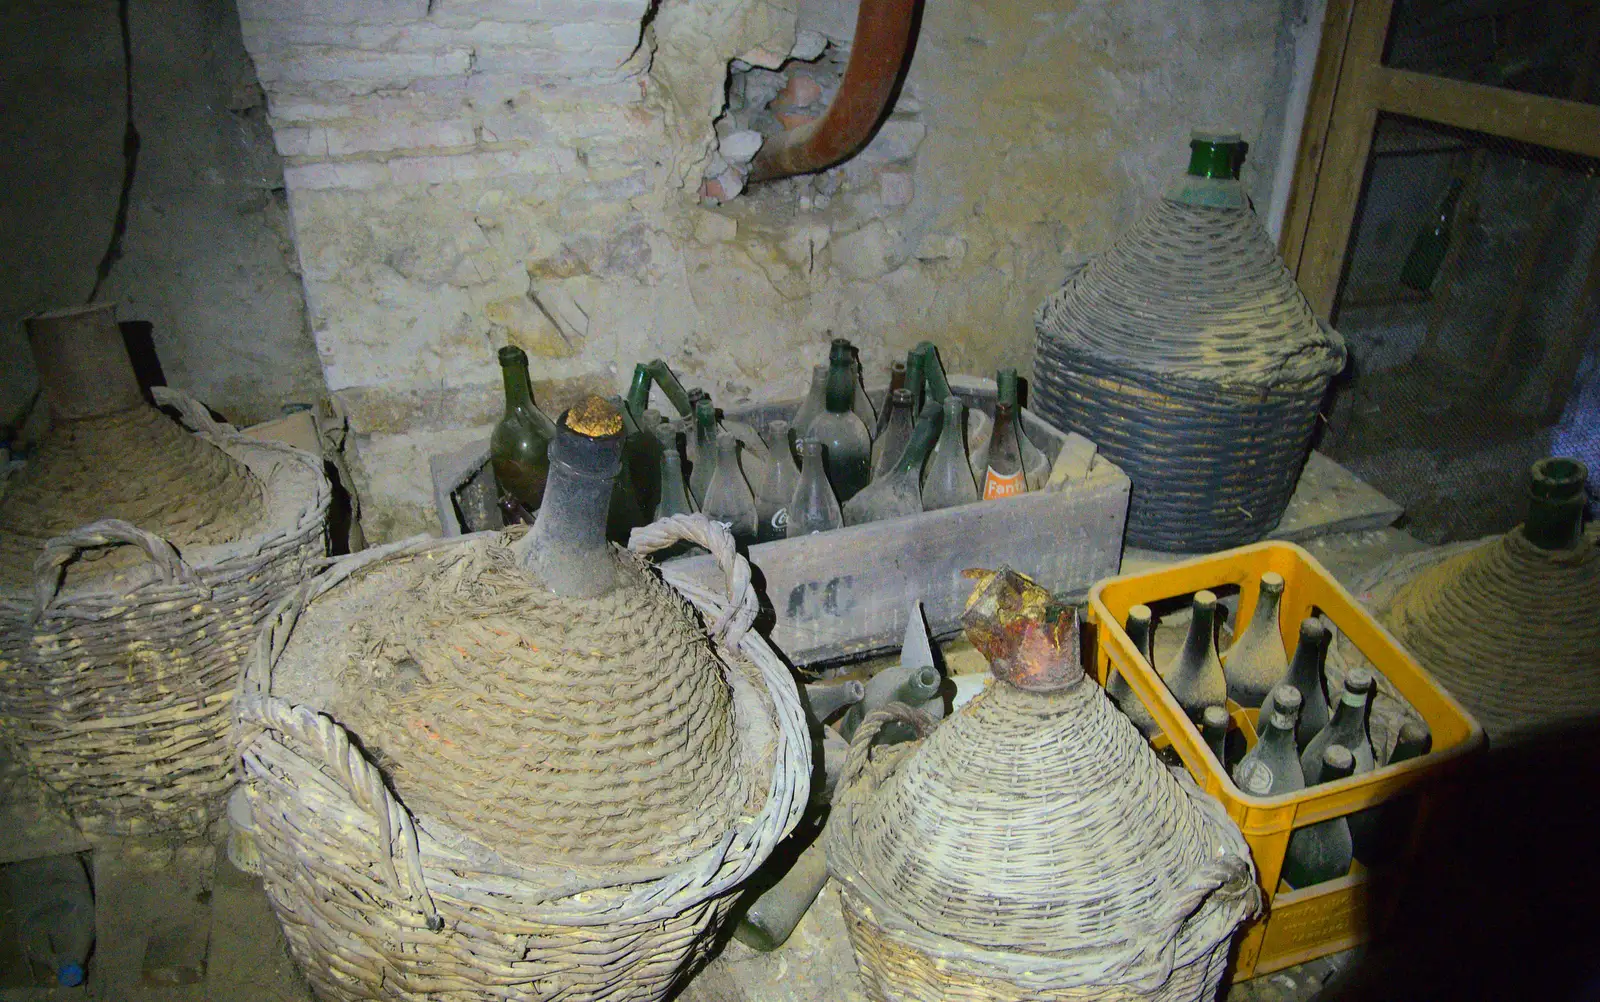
left=430, top=377, right=1129, bottom=667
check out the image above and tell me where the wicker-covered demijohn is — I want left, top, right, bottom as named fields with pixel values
left=828, top=569, right=1259, bottom=1002
left=0, top=304, right=329, bottom=835
left=1033, top=140, right=1347, bottom=552
left=235, top=498, right=807, bottom=1001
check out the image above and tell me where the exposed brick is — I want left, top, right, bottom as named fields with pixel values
left=429, top=0, right=648, bottom=26
left=253, top=47, right=473, bottom=86
left=283, top=161, right=387, bottom=190
left=322, top=119, right=478, bottom=156
left=386, top=148, right=577, bottom=185
left=470, top=41, right=636, bottom=77
left=234, top=0, right=428, bottom=24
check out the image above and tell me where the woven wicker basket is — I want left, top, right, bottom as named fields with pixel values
left=1033, top=178, right=1346, bottom=553
left=829, top=665, right=1258, bottom=1001
left=235, top=514, right=808, bottom=1002
left=0, top=387, right=330, bottom=835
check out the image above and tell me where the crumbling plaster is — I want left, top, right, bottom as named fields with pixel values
left=240, top=0, right=1301, bottom=540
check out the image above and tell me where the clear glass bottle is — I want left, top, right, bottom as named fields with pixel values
left=1163, top=590, right=1228, bottom=725
left=688, top=396, right=719, bottom=505
left=1223, top=571, right=1289, bottom=709
left=1300, top=667, right=1377, bottom=779
left=653, top=425, right=697, bottom=520
left=792, top=363, right=828, bottom=440
left=754, top=420, right=801, bottom=543
left=490, top=345, right=558, bottom=515
left=843, top=405, right=941, bottom=526
left=981, top=401, right=1028, bottom=499
left=1261, top=618, right=1332, bottom=751
left=922, top=395, right=979, bottom=510
left=1106, top=604, right=1159, bottom=737
left=1282, top=745, right=1355, bottom=888
left=1232, top=684, right=1305, bottom=797
left=701, top=430, right=759, bottom=545
left=871, top=388, right=916, bottom=481
left=807, top=342, right=873, bottom=503
left=787, top=439, right=843, bottom=537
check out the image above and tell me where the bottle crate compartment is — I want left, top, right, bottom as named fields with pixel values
left=1086, top=541, right=1485, bottom=980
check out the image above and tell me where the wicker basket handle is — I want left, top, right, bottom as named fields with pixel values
left=31, top=518, right=203, bottom=623
left=628, top=514, right=758, bottom=645
left=152, top=385, right=238, bottom=438
left=839, top=702, right=938, bottom=795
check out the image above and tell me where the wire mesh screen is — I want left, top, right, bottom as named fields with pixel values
left=1320, top=113, right=1600, bottom=543
left=1385, top=0, right=1600, bottom=106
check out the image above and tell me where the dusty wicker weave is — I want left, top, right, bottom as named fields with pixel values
left=1033, top=183, right=1346, bottom=552
left=829, top=690, right=1259, bottom=1002
left=0, top=387, right=330, bottom=835
left=235, top=514, right=808, bottom=1002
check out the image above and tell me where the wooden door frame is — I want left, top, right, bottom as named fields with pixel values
left=1279, top=0, right=1600, bottom=320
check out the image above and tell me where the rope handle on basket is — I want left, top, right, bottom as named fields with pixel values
left=31, top=518, right=204, bottom=623
left=628, top=514, right=757, bottom=645
left=839, top=702, right=938, bottom=795
left=151, top=385, right=238, bottom=438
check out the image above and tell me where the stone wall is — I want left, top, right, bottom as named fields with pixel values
left=238, top=0, right=1304, bottom=540
left=0, top=0, right=324, bottom=430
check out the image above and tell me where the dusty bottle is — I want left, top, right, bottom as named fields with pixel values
left=606, top=396, right=649, bottom=543
left=836, top=337, right=878, bottom=432
left=620, top=371, right=664, bottom=519
left=921, top=395, right=979, bottom=510
left=804, top=678, right=866, bottom=725
left=1260, top=618, right=1332, bottom=751
left=1223, top=572, right=1290, bottom=709
left=688, top=397, right=719, bottom=505
left=653, top=426, right=697, bottom=520
left=1399, top=177, right=1464, bottom=292
left=878, top=360, right=907, bottom=434
left=701, top=431, right=759, bottom=545
left=490, top=345, right=558, bottom=515
left=1388, top=719, right=1432, bottom=766
left=625, top=363, right=654, bottom=419
left=1301, top=667, right=1377, bottom=780
left=1282, top=745, right=1355, bottom=889
left=996, top=368, right=1048, bottom=489
left=513, top=396, right=626, bottom=599
left=982, top=402, right=1028, bottom=500
left=872, top=388, right=916, bottom=481
left=843, top=405, right=941, bottom=526
left=754, top=420, right=801, bottom=542
left=1232, top=684, right=1305, bottom=797
left=1163, top=590, right=1228, bottom=724
left=913, top=342, right=951, bottom=405
left=1201, top=705, right=1230, bottom=765
left=1524, top=456, right=1589, bottom=551
left=792, top=363, right=829, bottom=440
left=1359, top=719, right=1434, bottom=866
left=903, top=347, right=927, bottom=419
left=808, top=342, right=873, bottom=502
left=1106, top=604, right=1160, bottom=737
left=4, top=854, right=93, bottom=987
left=644, top=359, right=696, bottom=417
left=734, top=836, right=829, bottom=952
left=787, top=440, right=843, bottom=537
left=840, top=664, right=944, bottom=742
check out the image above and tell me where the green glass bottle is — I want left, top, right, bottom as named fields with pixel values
left=1163, top=590, right=1228, bottom=725
left=808, top=342, right=873, bottom=503
left=913, top=342, right=950, bottom=404
left=1283, top=745, right=1355, bottom=889
left=1301, top=667, right=1376, bottom=779
left=1399, top=177, right=1464, bottom=292
left=843, top=403, right=941, bottom=526
left=834, top=337, right=877, bottom=432
left=688, top=396, right=718, bottom=505
left=490, top=345, right=558, bottom=514
left=1260, top=618, right=1332, bottom=752
left=645, top=359, right=696, bottom=417
left=1232, top=684, right=1305, bottom=797
left=1187, top=131, right=1244, bottom=179
left=1223, top=572, right=1289, bottom=710
left=606, top=395, right=647, bottom=544
left=626, top=363, right=653, bottom=420
left=903, top=347, right=927, bottom=420
left=1201, top=705, right=1230, bottom=765
left=1523, top=457, right=1588, bottom=551
left=1357, top=719, right=1433, bottom=867
left=1106, top=604, right=1160, bottom=738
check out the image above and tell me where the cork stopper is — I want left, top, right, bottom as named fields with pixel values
left=568, top=394, right=623, bottom=437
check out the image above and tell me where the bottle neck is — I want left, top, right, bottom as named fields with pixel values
left=824, top=355, right=855, bottom=414
left=1181, top=598, right=1216, bottom=665
left=800, top=444, right=826, bottom=477
left=1125, top=611, right=1153, bottom=662
left=916, top=343, right=951, bottom=403
left=516, top=397, right=624, bottom=598
left=1187, top=139, right=1240, bottom=179
left=500, top=351, right=537, bottom=422
left=996, top=368, right=1019, bottom=409
left=904, top=352, right=927, bottom=415
left=936, top=399, right=964, bottom=446
left=1524, top=457, right=1588, bottom=550
left=893, top=408, right=943, bottom=474
left=626, top=364, right=652, bottom=418
left=646, top=359, right=694, bottom=417
left=695, top=400, right=717, bottom=441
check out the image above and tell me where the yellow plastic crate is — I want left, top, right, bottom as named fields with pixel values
left=1086, top=541, right=1485, bottom=979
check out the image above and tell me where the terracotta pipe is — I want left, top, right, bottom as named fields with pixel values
left=747, top=0, right=921, bottom=184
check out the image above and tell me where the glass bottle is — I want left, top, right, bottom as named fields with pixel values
left=1301, top=667, right=1377, bottom=779
left=688, top=396, right=718, bottom=505
left=700, top=431, right=759, bottom=545
left=1223, top=572, right=1289, bottom=709
left=840, top=664, right=943, bottom=741
left=1283, top=745, right=1355, bottom=888
left=792, top=364, right=828, bottom=440
left=754, top=420, right=801, bottom=543
left=1399, top=177, right=1464, bottom=292
left=878, top=360, right=907, bottom=434
left=653, top=425, right=697, bottom=520
left=606, top=396, right=647, bottom=543
left=1388, top=719, right=1432, bottom=766
left=807, top=342, right=873, bottom=503
left=1260, top=618, right=1332, bottom=751
left=1201, top=705, right=1230, bottom=765
left=490, top=345, right=558, bottom=515
left=1187, top=131, right=1243, bottom=179
left=1232, top=684, right=1305, bottom=797
left=921, top=395, right=979, bottom=510
left=1106, top=604, right=1159, bottom=737
left=913, top=341, right=951, bottom=405
left=836, top=337, right=877, bottom=432
left=1524, top=456, right=1589, bottom=551
left=996, top=367, right=1048, bottom=489
left=787, top=440, right=843, bottom=537
left=645, top=359, right=695, bottom=417
left=1163, top=590, right=1228, bottom=725
left=733, top=837, right=829, bottom=952
left=843, top=404, right=941, bottom=526
left=872, top=388, right=916, bottom=481
left=903, top=347, right=927, bottom=420
left=981, top=402, right=1028, bottom=500
left=625, top=362, right=653, bottom=420
left=513, top=396, right=625, bottom=599
left=1358, top=719, right=1433, bottom=867
left=804, top=678, right=866, bottom=725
